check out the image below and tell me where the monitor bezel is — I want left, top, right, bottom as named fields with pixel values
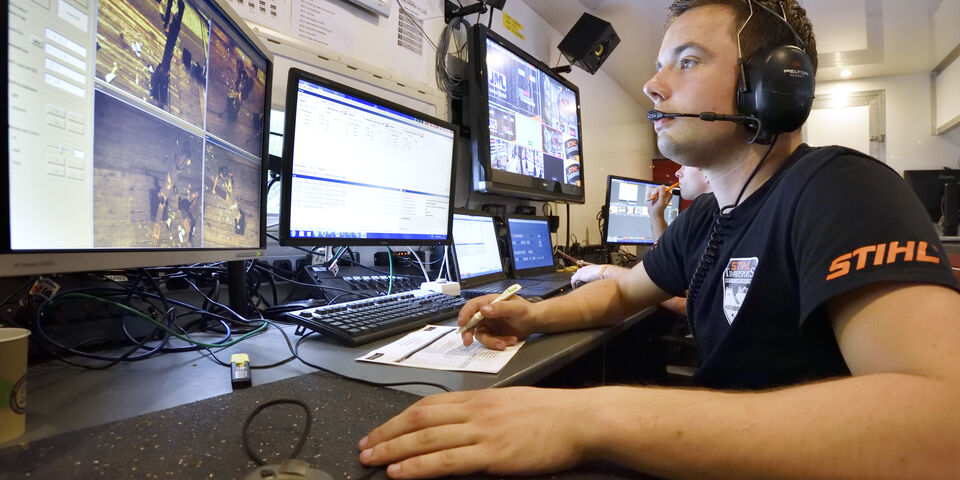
left=279, top=68, right=459, bottom=247
left=1, top=0, right=272, bottom=277
left=503, top=213, right=557, bottom=276
left=468, top=25, right=586, bottom=204
left=602, top=175, right=678, bottom=247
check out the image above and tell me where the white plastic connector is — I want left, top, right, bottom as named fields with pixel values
left=420, top=280, right=461, bottom=296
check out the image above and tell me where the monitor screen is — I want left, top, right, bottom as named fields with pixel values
left=506, top=216, right=554, bottom=271
left=469, top=25, right=585, bottom=203
left=3, top=0, right=271, bottom=276
left=279, top=69, right=457, bottom=246
left=903, top=169, right=960, bottom=222
left=604, top=176, right=681, bottom=245
left=451, top=212, right=503, bottom=280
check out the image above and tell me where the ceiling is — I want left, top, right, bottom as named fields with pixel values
left=522, top=0, right=947, bottom=105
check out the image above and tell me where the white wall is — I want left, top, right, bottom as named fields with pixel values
left=816, top=73, right=960, bottom=173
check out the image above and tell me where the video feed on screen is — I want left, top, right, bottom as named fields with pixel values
left=485, top=38, right=582, bottom=187
left=7, top=0, right=267, bottom=251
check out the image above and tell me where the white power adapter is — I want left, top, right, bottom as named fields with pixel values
left=420, top=280, right=461, bottom=296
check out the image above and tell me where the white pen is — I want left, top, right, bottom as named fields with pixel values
left=457, top=284, right=522, bottom=334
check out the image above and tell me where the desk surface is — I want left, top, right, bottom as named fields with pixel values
left=0, top=308, right=654, bottom=478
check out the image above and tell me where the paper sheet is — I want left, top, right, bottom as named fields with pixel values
left=356, top=325, right=524, bottom=374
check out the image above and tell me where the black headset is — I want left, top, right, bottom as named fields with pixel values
left=734, top=0, right=815, bottom=144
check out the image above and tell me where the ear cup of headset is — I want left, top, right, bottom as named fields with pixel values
left=736, top=45, right=815, bottom=143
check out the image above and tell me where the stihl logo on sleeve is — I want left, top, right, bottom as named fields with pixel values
left=826, top=241, right=940, bottom=281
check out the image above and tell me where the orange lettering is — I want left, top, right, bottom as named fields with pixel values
left=915, top=241, right=941, bottom=264
left=873, top=243, right=886, bottom=266
left=827, top=253, right=852, bottom=281
left=886, top=241, right=915, bottom=263
left=851, top=245, right=876, bottom=270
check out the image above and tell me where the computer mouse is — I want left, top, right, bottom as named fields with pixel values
left=243, top=459, right=334, bottom=480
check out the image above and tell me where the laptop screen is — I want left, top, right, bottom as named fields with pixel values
left=452, top=213, right=504, bottom=279
left=506, top=217, right=554, bottom=271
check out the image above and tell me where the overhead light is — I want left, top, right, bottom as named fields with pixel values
left=840, top=69, right=852, bottom=78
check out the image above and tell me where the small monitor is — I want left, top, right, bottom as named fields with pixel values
left=903, top=169, right=960, bottom=222
left=603, top=175, right=681, bottom=246
left=3, top=0, right=271, bottom=276
left=279, top=69, right=457, bottom=246
left=504, top=215, right=555, bottom=274
left=468, top=25, right=585, bottom=203
left=451, top=210, right=504, bottom=281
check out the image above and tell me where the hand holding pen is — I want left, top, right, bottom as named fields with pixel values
left=457, top=284, right=533, bottom=350
left=648, top=181, right=680, bottom=202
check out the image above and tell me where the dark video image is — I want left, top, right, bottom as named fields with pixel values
left=93, top=91, right=204, bottom=248
left=96, top=0, right=208, bottom=128
left=206, top=24, right=267, bottom=156
left=202, top=143, right=261, bottom=248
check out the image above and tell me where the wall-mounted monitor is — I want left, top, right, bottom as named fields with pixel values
left=279, top=68, right=457, bottom=246
left=468, top=25, right=585, bottom=203
left=3, top=0, right=272, bottom=276
left=603, top=175, right=680, bottom=246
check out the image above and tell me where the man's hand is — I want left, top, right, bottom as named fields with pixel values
left=456, top=294, right=539, bottom=350
left=570, top=264, right=629, bottom=287
left=358, top=387, right=593, bottom=478
left=646, top=185, right=673, bottom=217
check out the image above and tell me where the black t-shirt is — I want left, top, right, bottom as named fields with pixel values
left=643, top=144, right=960, bottom=390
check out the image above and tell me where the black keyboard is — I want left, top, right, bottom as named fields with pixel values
left=285, top=289, right=467, bottom=346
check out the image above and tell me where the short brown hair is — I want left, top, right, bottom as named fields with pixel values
left=667, top=0, right=818, bottom=73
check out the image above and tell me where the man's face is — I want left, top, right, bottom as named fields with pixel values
left=676, top=165, right=710, bottom=198
left=644, top=5, right=743, bottom=167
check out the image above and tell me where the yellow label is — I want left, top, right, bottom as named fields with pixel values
left=502, top=12, right=525, bottom=41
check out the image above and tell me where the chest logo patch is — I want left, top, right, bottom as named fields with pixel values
left=721, top=257, right=758, bottom=325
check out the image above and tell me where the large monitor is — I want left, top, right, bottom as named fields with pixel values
left=3, top=0, right=272, bottom=277
left=468, top=25, right=585, bottom=203
left=279, top=68, right=457, bottom=246
left=603, top=175, right=681, bottom=246
left=903, top=169, right=960, bottom=222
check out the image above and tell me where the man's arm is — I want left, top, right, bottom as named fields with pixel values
left=460, top=262, right=673, bottom=348
left=582, top=282, right=960, bottom=479
left=647, top=186, right=673, bottom=241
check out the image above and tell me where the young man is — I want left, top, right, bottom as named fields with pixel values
left=358, top=1, right=960, bottom=478
left=571, top=165, right=711, bottom=286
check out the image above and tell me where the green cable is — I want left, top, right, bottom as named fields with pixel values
left=48, top=293, right=268, bottom=349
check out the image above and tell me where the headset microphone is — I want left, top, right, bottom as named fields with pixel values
left=647, top=110, right=761, bottom=129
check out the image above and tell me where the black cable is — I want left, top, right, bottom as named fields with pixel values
left=487, top=8, right=494, bottom=28
left=686, top=136, right=779, bottom=318
left=294, top=333, right=453, bottom=392
left=0, top=276, right=36, bottom=308
left=242, top=399, right=313, bottom=465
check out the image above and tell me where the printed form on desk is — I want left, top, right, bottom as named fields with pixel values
left=356, top=325, right=524, bottom=374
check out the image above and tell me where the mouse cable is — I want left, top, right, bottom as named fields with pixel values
left=294, top=333, right=453, bottom=393
left=242, top=398, right=312, bottom=465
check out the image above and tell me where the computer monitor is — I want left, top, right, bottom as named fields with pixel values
left=603, top=175, right=681, bottom=246
left=504, top=215, right=556, bottom=274
left=468, top=25, right=585, bottom=203
left=2, top=0, right=272, bottom=277
left=279, top=68, right=457, bottom=246
left=903, top=169, right=960, bottom=222
left=451, top=210, right=505, bottom=281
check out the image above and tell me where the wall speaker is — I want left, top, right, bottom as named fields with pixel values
left=557, top=13, right=619, bottom=75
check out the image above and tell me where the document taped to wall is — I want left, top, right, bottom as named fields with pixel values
left=356, top=325, right=524, bottom=374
